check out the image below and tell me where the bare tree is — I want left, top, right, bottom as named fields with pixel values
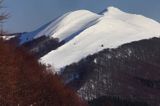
left=0, top=0, right=8, bottom=36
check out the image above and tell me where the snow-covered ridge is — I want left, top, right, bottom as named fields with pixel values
left=39, top=6, right=160, bottom=71
left=20, top=10, right=101, bottom=44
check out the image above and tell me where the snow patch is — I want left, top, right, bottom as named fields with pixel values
left=0, top=35, right=15, bottom=40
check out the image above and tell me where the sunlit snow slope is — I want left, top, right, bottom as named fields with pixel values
left=40, top=7, right=160, bottom=71
left=20, top=10, right=100, bottom=44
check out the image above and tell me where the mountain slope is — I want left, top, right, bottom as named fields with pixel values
left=19, top=10, right=100, bottom=44
left=61, top=37, right=160, bottom=106
left=40, top=7, right=160, bottom=71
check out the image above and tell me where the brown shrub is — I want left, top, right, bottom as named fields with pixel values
left=0, top=38, right=87, bottom=106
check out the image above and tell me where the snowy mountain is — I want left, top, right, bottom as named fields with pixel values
left=9, top=6, right=160, bottom=106
left=19, top=10, right=100, bottom=44
left=12, top=6, right=160, bottom=71
left=37, top=7, right=160, bottom=71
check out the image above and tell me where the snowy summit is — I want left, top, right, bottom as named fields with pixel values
left=21, top=6, right=160, bottom=72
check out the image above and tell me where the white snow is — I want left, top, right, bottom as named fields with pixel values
left=94, top=59, right=97, bottom=64
left=40, top=6, right=160, bottom=71
left=35, top=10, right=101, bottom=41
left=0, top=35, right=15, bottom=40
left=20, top=10, right=100, bottom=44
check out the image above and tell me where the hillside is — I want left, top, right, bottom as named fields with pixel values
left=0, top=38, right=86, bottom=106
left=3, top=6, right=160, bottom=106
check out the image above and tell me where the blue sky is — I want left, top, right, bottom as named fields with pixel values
left=3, top=0, right=160, bottom=33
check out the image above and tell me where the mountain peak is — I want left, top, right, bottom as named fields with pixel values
left=101, top=6, right=124, bottom=15
left=107, top=6, right=122, bottom=13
